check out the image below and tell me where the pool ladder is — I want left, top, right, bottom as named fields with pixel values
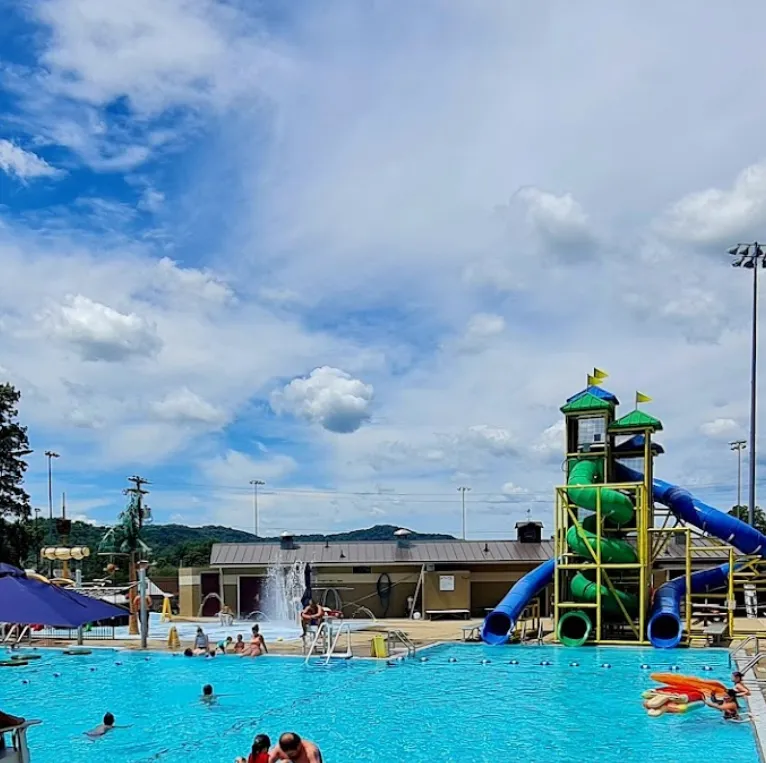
left=304, top=621, right=353, bottom=665
left=728, top=635, right=760, bottom=667
left=387, top=629, right=416, bottom=658
left=519, top=619, right=543, bottom=645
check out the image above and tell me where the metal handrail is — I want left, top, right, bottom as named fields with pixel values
left=388, top=629, right=415, bottom=657
left=729, top=635, right=760, bottom=667
left=304, top=622, right=330, bottom=663
left=0, top=720, right=41, bottom=763
left=739, top=652, right=766, bottom=676
left=324, top=623, right=352, bottom=665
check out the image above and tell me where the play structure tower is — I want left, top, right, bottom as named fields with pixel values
left=554, top=383, right=665, bottom=646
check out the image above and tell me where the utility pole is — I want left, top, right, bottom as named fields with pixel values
left=124, top=475, right=150, bottom=636
left=730, top=440, right=747, bottom=510
left=44, top=450, right=59, bottom=575
left=457, top=486, right=471, bottom=540
left=250, top=480, right=265, bottom=538
left=728, top=242, right=765, bottom=527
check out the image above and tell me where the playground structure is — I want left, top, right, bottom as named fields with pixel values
left=482, top=373, right=766, bottom=648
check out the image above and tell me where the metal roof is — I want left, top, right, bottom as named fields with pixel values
left=210, top=540, right=555, bottom=567
left=209, top=537, right=731, bottom=568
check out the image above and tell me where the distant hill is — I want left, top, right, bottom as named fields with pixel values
left=34, top=520, right=455, bottom=579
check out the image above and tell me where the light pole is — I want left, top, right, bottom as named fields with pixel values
left=250, top=480, right=265, bottom=538
left=457, top=486, right=471, bottom=540
left=730, top=440, right=747, bottom=509
left=728, top=242, right=765, bottom=527
left=44, top=450, right=59, bottom=574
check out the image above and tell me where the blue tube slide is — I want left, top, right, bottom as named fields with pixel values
left=481, top=558, right=555, bottom=645
left=615, top=462, right=766, bottom=647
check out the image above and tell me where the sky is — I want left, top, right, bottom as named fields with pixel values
left=1, top=0, right=765, bottom=539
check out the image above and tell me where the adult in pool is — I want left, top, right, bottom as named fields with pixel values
left=85, top=712, right=130, bottom=738
left=703, top=690, right=745, bottom=721
left=268, top=732, right=323, bottom=763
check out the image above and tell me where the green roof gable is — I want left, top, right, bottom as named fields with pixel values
left=560, top=392, right=613, bottom=414
left=609, top=409, right=663, bottom=432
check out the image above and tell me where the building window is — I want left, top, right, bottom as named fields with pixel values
left=352, top=566, right=372, bottom=574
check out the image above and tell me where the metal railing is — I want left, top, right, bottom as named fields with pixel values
left=729, top=635, right=760, bottom=667
left=387, top=629, right=416, bottom=657
left=738, top=652, right=766, bottom=676
left=304, top=621, right=353, bottom=665
left=0, top=720, right=40, bottom=763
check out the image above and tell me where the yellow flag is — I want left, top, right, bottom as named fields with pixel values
left=587, top=374, right=602, bottom=387
left=636, top=391, right=652, bottom=405
left=592, top=368, right=609, bottom=380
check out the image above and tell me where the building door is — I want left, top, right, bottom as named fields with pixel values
left=239, top=576, right=263, bottom=618
left=200, top=572, right=221, bottom=617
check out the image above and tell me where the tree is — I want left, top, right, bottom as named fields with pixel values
left=727, top=505, right=766, bottom=535
left=0, top=383, right=34, bottom=566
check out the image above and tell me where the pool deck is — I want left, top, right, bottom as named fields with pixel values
left=24, top=617, right=485, bottom=656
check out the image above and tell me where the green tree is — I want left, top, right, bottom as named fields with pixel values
left=727, top=505, right=766, bottom=535
left=0, top=383, right=34, bottom=566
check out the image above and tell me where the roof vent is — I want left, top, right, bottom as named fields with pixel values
left=515, top=521, right=543, bottom=544
left=394, top=528, right=412, bottom=549
left=280, top=531, right=295, bottom=551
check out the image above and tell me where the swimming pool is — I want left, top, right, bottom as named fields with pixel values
left=1, top=644, right=760, bottom=763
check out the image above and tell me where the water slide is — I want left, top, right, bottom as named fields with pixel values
left=482, top=457, right=639, bottom=645
left=482, top=453, right=766, bottom=648
left=556, top=458, right=639, bottom=646
left=615, top=461, right=766, bottom=648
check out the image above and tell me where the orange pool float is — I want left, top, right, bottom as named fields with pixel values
left=650, top=673, right=727, bottom=697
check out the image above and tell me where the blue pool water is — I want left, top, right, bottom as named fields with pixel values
left=0, top=644, right=760, bottom=763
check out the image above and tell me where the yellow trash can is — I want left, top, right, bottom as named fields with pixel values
left=370, top=635, right=388, bottom=658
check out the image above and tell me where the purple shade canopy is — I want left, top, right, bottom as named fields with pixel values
left=0, top=563, right=128, bottom=628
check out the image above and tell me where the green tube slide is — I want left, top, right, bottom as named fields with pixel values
left=558, top=459, right=639, bottom=647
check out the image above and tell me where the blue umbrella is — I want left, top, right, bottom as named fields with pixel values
left=0, top=563, right=128, bottom=628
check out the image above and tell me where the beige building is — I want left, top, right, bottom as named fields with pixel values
left=177, top=523, right=718, bottom=620
left=179, top=523, right=553, bottom=619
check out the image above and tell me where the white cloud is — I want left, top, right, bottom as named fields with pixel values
left=501, top=481, right=528, bottom=497
left=456, top=313, right=506, bottom=353
left=272, top=367, right=374, bottom=434
left=0, top=139, right=62, bottom=180
left=700, top=418, right=742, bottom=439
left=462, top=425, right=516, bottom=457
left=152, top=388, right=227, bottom=426
left=201, top=449, right=298, bottom=486
left=39, top=294, right=162, bottom=362
left=658, top=162, right=766, bottom=245
left=516, top=186, right=596, bottom=252
left=138, top=188, right=165, bottom=213
left=533, top=420, right=566, bottom=461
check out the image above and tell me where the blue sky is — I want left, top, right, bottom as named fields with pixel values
left=1, top=0, right=766, bottom=537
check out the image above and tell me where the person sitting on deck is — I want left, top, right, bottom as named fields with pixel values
left=704, top=690, right=743, bottom=721
left=300, top=601, right=326, bottom=639
left=242, top=624, right=268, bottom=656
left=234, top=634, right=245, bottom=653
left=193, top=627, right=209, bottom=655
left=732, top=671, right=751, bottom=697
left=268, top=732, right=323, bottom=763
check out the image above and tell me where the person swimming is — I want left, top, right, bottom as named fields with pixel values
left=201, top=684, right=217, bottom=705
left=268, top=732, right=323, bottom=762
left=183, top=648, right=194, bottom=657
left=85, top=712, right=129, bottom=738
